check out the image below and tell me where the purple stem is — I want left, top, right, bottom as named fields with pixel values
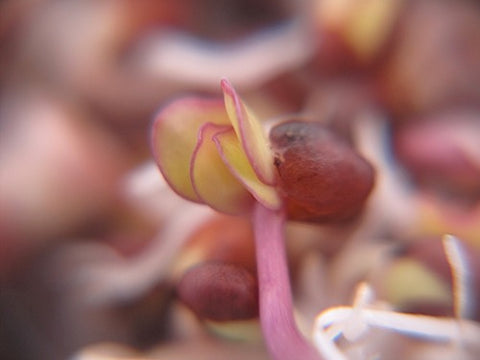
left=252, top=202, right=322, bottom=360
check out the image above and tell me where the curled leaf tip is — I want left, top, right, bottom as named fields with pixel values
left=221, top=79, right=277, bottom=186
left=220, top=77, right=233, bottom=92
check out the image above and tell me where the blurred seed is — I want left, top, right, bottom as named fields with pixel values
left=177, top=262, right=258, bottom=322
left=270, top=120, right=375, bottom=223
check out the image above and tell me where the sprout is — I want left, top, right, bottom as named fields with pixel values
left=151, top=79, right=321, bottom=359
left=151, top=78, right=378, bottom=359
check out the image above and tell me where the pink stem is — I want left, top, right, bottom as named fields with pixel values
left=252, top=202, right=321, bottom=360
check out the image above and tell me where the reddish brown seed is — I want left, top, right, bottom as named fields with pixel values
left=393, top=112, right=480, bottom=200
left=177, top=262, right=258, bottom=322
left=270, top=120, right=375, bottom=222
